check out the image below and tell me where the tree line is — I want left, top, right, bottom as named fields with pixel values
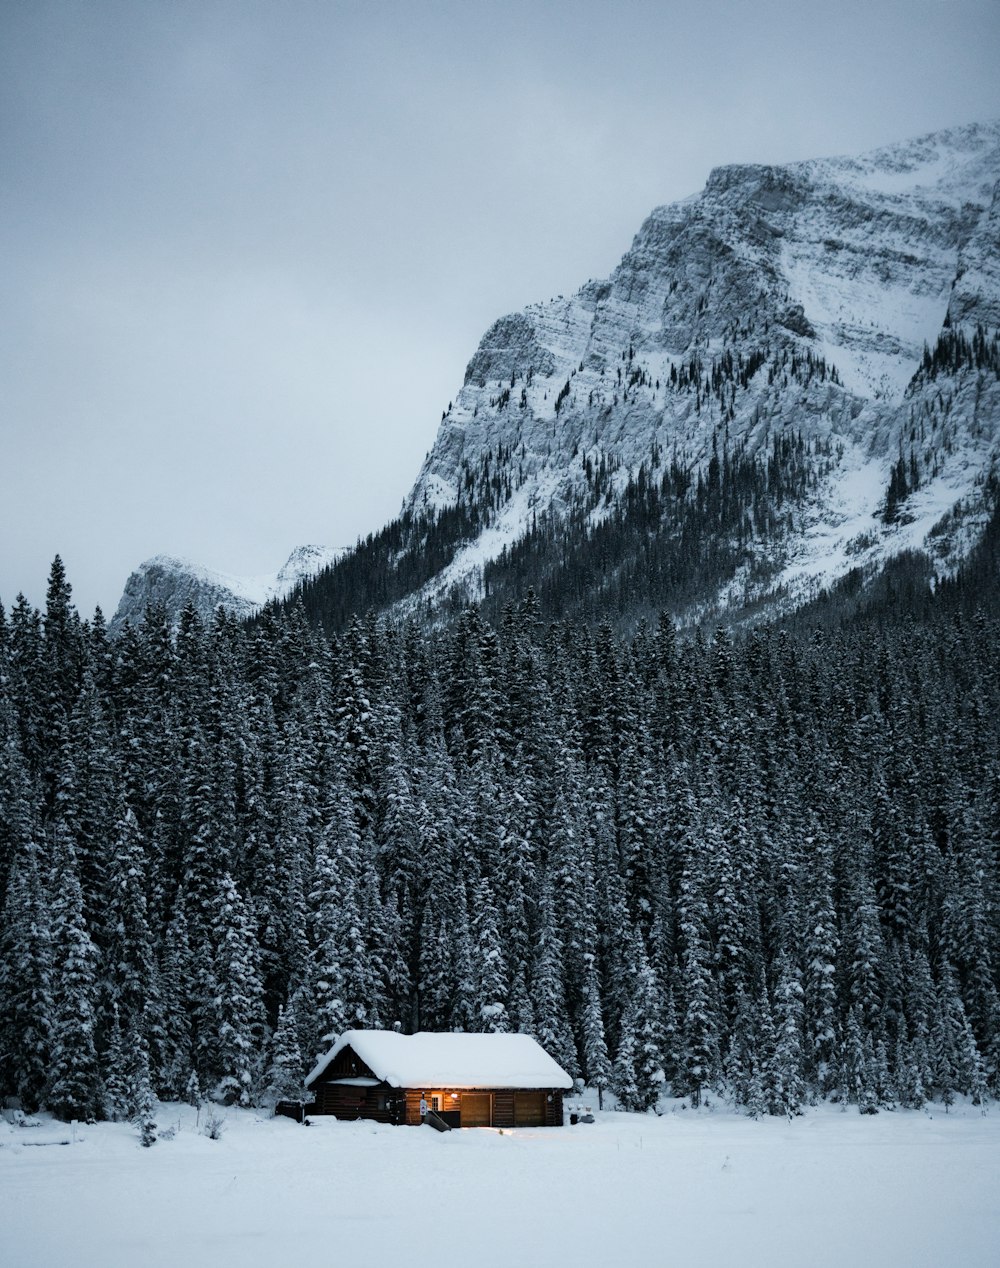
left=1, top=535, right=998, bottom=1127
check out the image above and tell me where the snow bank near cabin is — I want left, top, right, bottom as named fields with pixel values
left=2, top=1099, right=998, bottom=1268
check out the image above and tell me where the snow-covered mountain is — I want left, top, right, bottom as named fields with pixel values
left=110, top=544, right=341, bottom=632
left=389, top=120, right=1000, bottom=623
left=114, top=122, right=1000, bottom=633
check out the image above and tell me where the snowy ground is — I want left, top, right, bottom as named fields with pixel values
left=2, top=1099, right=998, bottom=1268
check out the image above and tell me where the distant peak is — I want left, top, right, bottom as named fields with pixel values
left=111, top=544, right=342, bottom=634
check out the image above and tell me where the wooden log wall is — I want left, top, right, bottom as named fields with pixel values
left=314, top=1082, right=402, bottom=1123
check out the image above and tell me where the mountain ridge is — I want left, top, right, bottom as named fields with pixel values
left=388, top=118, right=1000, bottom=625
left=113, top=121, right=1000, bottom=633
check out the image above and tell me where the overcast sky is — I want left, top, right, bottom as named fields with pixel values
left=3, top=0, right=999, bottom=617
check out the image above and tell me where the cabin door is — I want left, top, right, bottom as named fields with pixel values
left=513, top=1091, right=546, bottom=1126
left=460, top=1092, right=492, bottom=1127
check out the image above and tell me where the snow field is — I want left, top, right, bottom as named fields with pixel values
left=2, top=1099, right=998, bottom=1268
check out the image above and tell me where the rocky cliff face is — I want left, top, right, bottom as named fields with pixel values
left=112, top=123, right=999, bottom=633
left=110, top=544, right=341, bottom=633
left=400, top=121, right=1000, bottom=621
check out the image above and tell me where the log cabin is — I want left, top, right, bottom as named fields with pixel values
left=293, top=1030, right=572, bottom=1128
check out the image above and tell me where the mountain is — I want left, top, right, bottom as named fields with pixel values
left=289, top=120, right=1000, bottom=633
left=110, top=544, right=341, bottom=633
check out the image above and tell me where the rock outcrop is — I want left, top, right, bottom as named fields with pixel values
left=397, top=121, right=1000, bottom=620
left=110, top=544, right=341, bottom=633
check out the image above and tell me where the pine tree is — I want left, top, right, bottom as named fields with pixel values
left=157, top=893, right=195, bottom=1097
left=724, top=987, right=756, bottom=1106
left=772, top=952, right=805, bottom=1117
left=893, top=1024, right=926, bottom=1110
left=128, top=1020, right=158, bottom=1146
left=472, top=879, right=509, bottom=1032
left=531, top=882, right=579, bottom=1077
left=507, top=966, right=536, bottom=1035
left=449, top=884, right=479, bottom=1033
left=677, top=830, right=721, bottom=1105
left=368, top=883, right=411, bottom=1033
left=842, top=1006, right=878, bottom=1113
left=0, top=838, right=53, bottom=1110
left=845, top=871, right=885, bottom=1039
left=0, top=706, right=37, bottom=918
left=747, top=980, right=779, bottom=1117
left=104, top=802, right=159, bottom=1030
left=417, top=903, right=452, bottom=1033
left=629, top=934, right=666, bottom=1111
left=46, top=826, right=101, bottom=1121
left=102, top=1003, right=131, bottom=1122
left=802, top=822, right=839, bottom=1094
left=212, top=874, right=266, bottom=1106
left=264, top=1002, right=310, bottom=1115
left=611, top=1000, right=641, bottom=1111
left=309, top=791, right=381, bottom=1040
left=580, top=963, right=611, bottom=1107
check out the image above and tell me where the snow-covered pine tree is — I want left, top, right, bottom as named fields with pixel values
left=368, top=881, right=412, bottom=1034
left=610, top=999, right=641, bottom=1111
left=0, top=701, right=37, bottom=922
left=212, top=873, right=266, bottom=1106
left=157, top=892, right=195, bottom=1098
left=531, top=879, right=579, bottom=1078
left=263, top=1001, right=310, bottom=1115
left=102, top=1002, right=131, bottom=1121
left=46, top=825, right=101, bottom=1121
left=0, top=837, right=53, bottom=1111
left=104, top=802, right=159, bottom=1027
left=842, top=1005, right=878, bottom=1113
left=677, top=825, right=721, bottom=1106
left=472, top=878, right=509, bottom=1032
left=309, top=788, right=381, bottom=1038
left=417, top=902, right=452, bottom=1033
left=772, top=951, right=806, bottom=1117
left=626, top=932, right=666, bottom=1111
left=506, top=965, right=536, bottom=1035
left=845, top=870, right=885, bottom=1040
left=802, top=821, right=840, bottom=1096
left=127, top=1018, right=157, bottom=1146
left=724, top=987, right=756, bottom=1106
left=580, top=961, right=611, bottom=1107
left=449, top=883, right=478, bottom=1033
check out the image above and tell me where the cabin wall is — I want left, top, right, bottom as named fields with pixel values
left=546, top=1090, right=564, bottom=1127
left=404, top=1089, right=451, bottom=1125
left=402, top=1087, right=564, bottom=1127
left=493, top=1091, right=515, bottom=1128
left=311, top=1081, right=403, bottom=1123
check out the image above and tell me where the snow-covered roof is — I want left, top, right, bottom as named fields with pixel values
left=306, top=1030, right=573, bottom=1091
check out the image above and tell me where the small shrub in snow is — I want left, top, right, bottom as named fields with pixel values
left=137, top=1113, right=157, bottom=1148
left=203, top=1109, right=226, bottom=1140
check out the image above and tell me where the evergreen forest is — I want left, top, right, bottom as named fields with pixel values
left=1, top=516, right=1000, bottom=1127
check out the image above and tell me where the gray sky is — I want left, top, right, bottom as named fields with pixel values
left=3, top=0, right=999, bottom=617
